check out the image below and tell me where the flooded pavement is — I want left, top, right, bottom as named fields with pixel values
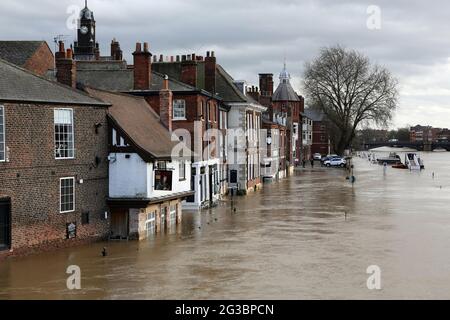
left=1, top=152, right=450, bottom=300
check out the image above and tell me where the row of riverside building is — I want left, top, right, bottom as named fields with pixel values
left=0, top=2, right=330, bottom=257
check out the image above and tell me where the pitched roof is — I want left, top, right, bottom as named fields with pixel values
left=86, top=87, right=179, bottom=160
left=0, top=41, right=47, bottom=67
left=0, top=58, right=108, bottom=106
left=215, top=64, right=259, bottom=105
left=304, top=108, right=325, bottom=121
left=75, top=60, right=196, bottom=92
left=272, top=81, right=300, bottom=102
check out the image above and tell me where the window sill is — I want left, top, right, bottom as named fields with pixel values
left=173, top=118, right=187, bottom=121
left=60, top=210, right=75, bottom=214
left=179, top=178, right=187, bottom=182
left=55, top=157, right=75, bottom=160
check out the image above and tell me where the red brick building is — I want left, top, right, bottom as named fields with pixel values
left=255, top=63, right=304, bottom=176
left=0, top=57, right=110, bottom=258
left=410, top=125, right=434, bottom=142
left=0, top=41, right=54, bottom=76
left=304, top=109, right=331, bottom=156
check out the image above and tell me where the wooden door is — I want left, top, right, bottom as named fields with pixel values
left=110, top=209, right=128, bottom=240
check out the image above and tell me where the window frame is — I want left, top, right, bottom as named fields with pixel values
left=179, top=161, right=186, bottom=181
left=169, top=205, right=177, bottom=224
left=54, top=108, right=75, bottom=160
left=0, top=105, right=5, bottom=162
left=60, top=177, right=75, bottom=213
left=173, top=99, right=186, bottom=120
left=145, top=211, right=156, bottom=233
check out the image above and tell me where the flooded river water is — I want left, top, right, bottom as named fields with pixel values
left=1, top=151, right=450, bottom=299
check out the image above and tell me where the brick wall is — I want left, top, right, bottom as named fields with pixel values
left=311, top=121, right=329, bottom=155
left=23, top=43, right=54, bottom=76
left=145, top=93, right=220, bottom=159
left=0, top=102, right=109, bottom=256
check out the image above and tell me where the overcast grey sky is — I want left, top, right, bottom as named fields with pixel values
left=1, top=0, right=449, bottom=129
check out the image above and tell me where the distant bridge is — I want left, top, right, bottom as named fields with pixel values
left=363, top=141, right=450, bottom=151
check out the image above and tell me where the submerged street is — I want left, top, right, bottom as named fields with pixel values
left=1, top=152, right=450, bottom=300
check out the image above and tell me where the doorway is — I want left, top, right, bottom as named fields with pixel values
left=110, top=209, right=129, bottom=240
left=0, top=198, right=11, bottom=250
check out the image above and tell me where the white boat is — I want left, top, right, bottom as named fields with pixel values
left=405, top=153, right=424, bottom=170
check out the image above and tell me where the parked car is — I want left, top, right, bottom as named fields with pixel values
left=313, top=153, right=322, bottom=160
left=324, top=157, right=347, bottom=167
left=321, top=154, right=339, bottom=164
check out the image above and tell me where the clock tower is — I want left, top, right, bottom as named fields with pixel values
left=74, top=1, right=99, bottom=60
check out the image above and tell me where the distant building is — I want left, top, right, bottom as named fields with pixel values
left=0, top=41, right=54, bottom=76
left=257, top=73, right=287, bottom=180
left=410, top=125, right=434, bottom=142
left=0, top=57, right=110, bottom=256
left=214, top=66, right=266, bottom=194
left=437, top=128, right=449, bottom=142
left=304, top=109, right=331, bottom=156
left=301, top=113, right=313, bottom=160
left=271, top=63, right=304, bottom=173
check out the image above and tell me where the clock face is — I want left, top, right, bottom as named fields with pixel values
left=80, top=26, right=89, bottom=35
left=91, top=27, right=95, bottom=35
left=84, top=11, right=91, bottom=19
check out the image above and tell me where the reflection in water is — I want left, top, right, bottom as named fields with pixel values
left=1, top=152, right=450, bottom=299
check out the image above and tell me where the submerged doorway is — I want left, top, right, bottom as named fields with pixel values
left=110, top=209, right=128, bottom=240
left=0, top=198, right=11, bottom=250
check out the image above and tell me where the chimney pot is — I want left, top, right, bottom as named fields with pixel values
left=66, top=49, right=73, bottom=60
left=163, top=74, right=169, bottom=90
left=135, top=43, right=142, bottom=52
left=143, top=42, right=149, bottom=52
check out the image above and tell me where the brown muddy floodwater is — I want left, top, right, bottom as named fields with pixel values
left=1, top=152, right=450, bottom=300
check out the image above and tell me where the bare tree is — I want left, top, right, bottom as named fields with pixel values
left=304, top=45, right=398, bottom=155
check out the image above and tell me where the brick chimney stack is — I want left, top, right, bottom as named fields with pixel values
left=111, top=38, right=123, bottom=61
left=205, top=51, right=216, bottom=94
left=181, top=55, right=198, bottom=87
left=159, top=75, right=173, bottom=132
left=55, top=41, right=77, bottom=88
left=133, top=42, right=152, bottom=90
left=259, top=73, right=274, bottom=97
